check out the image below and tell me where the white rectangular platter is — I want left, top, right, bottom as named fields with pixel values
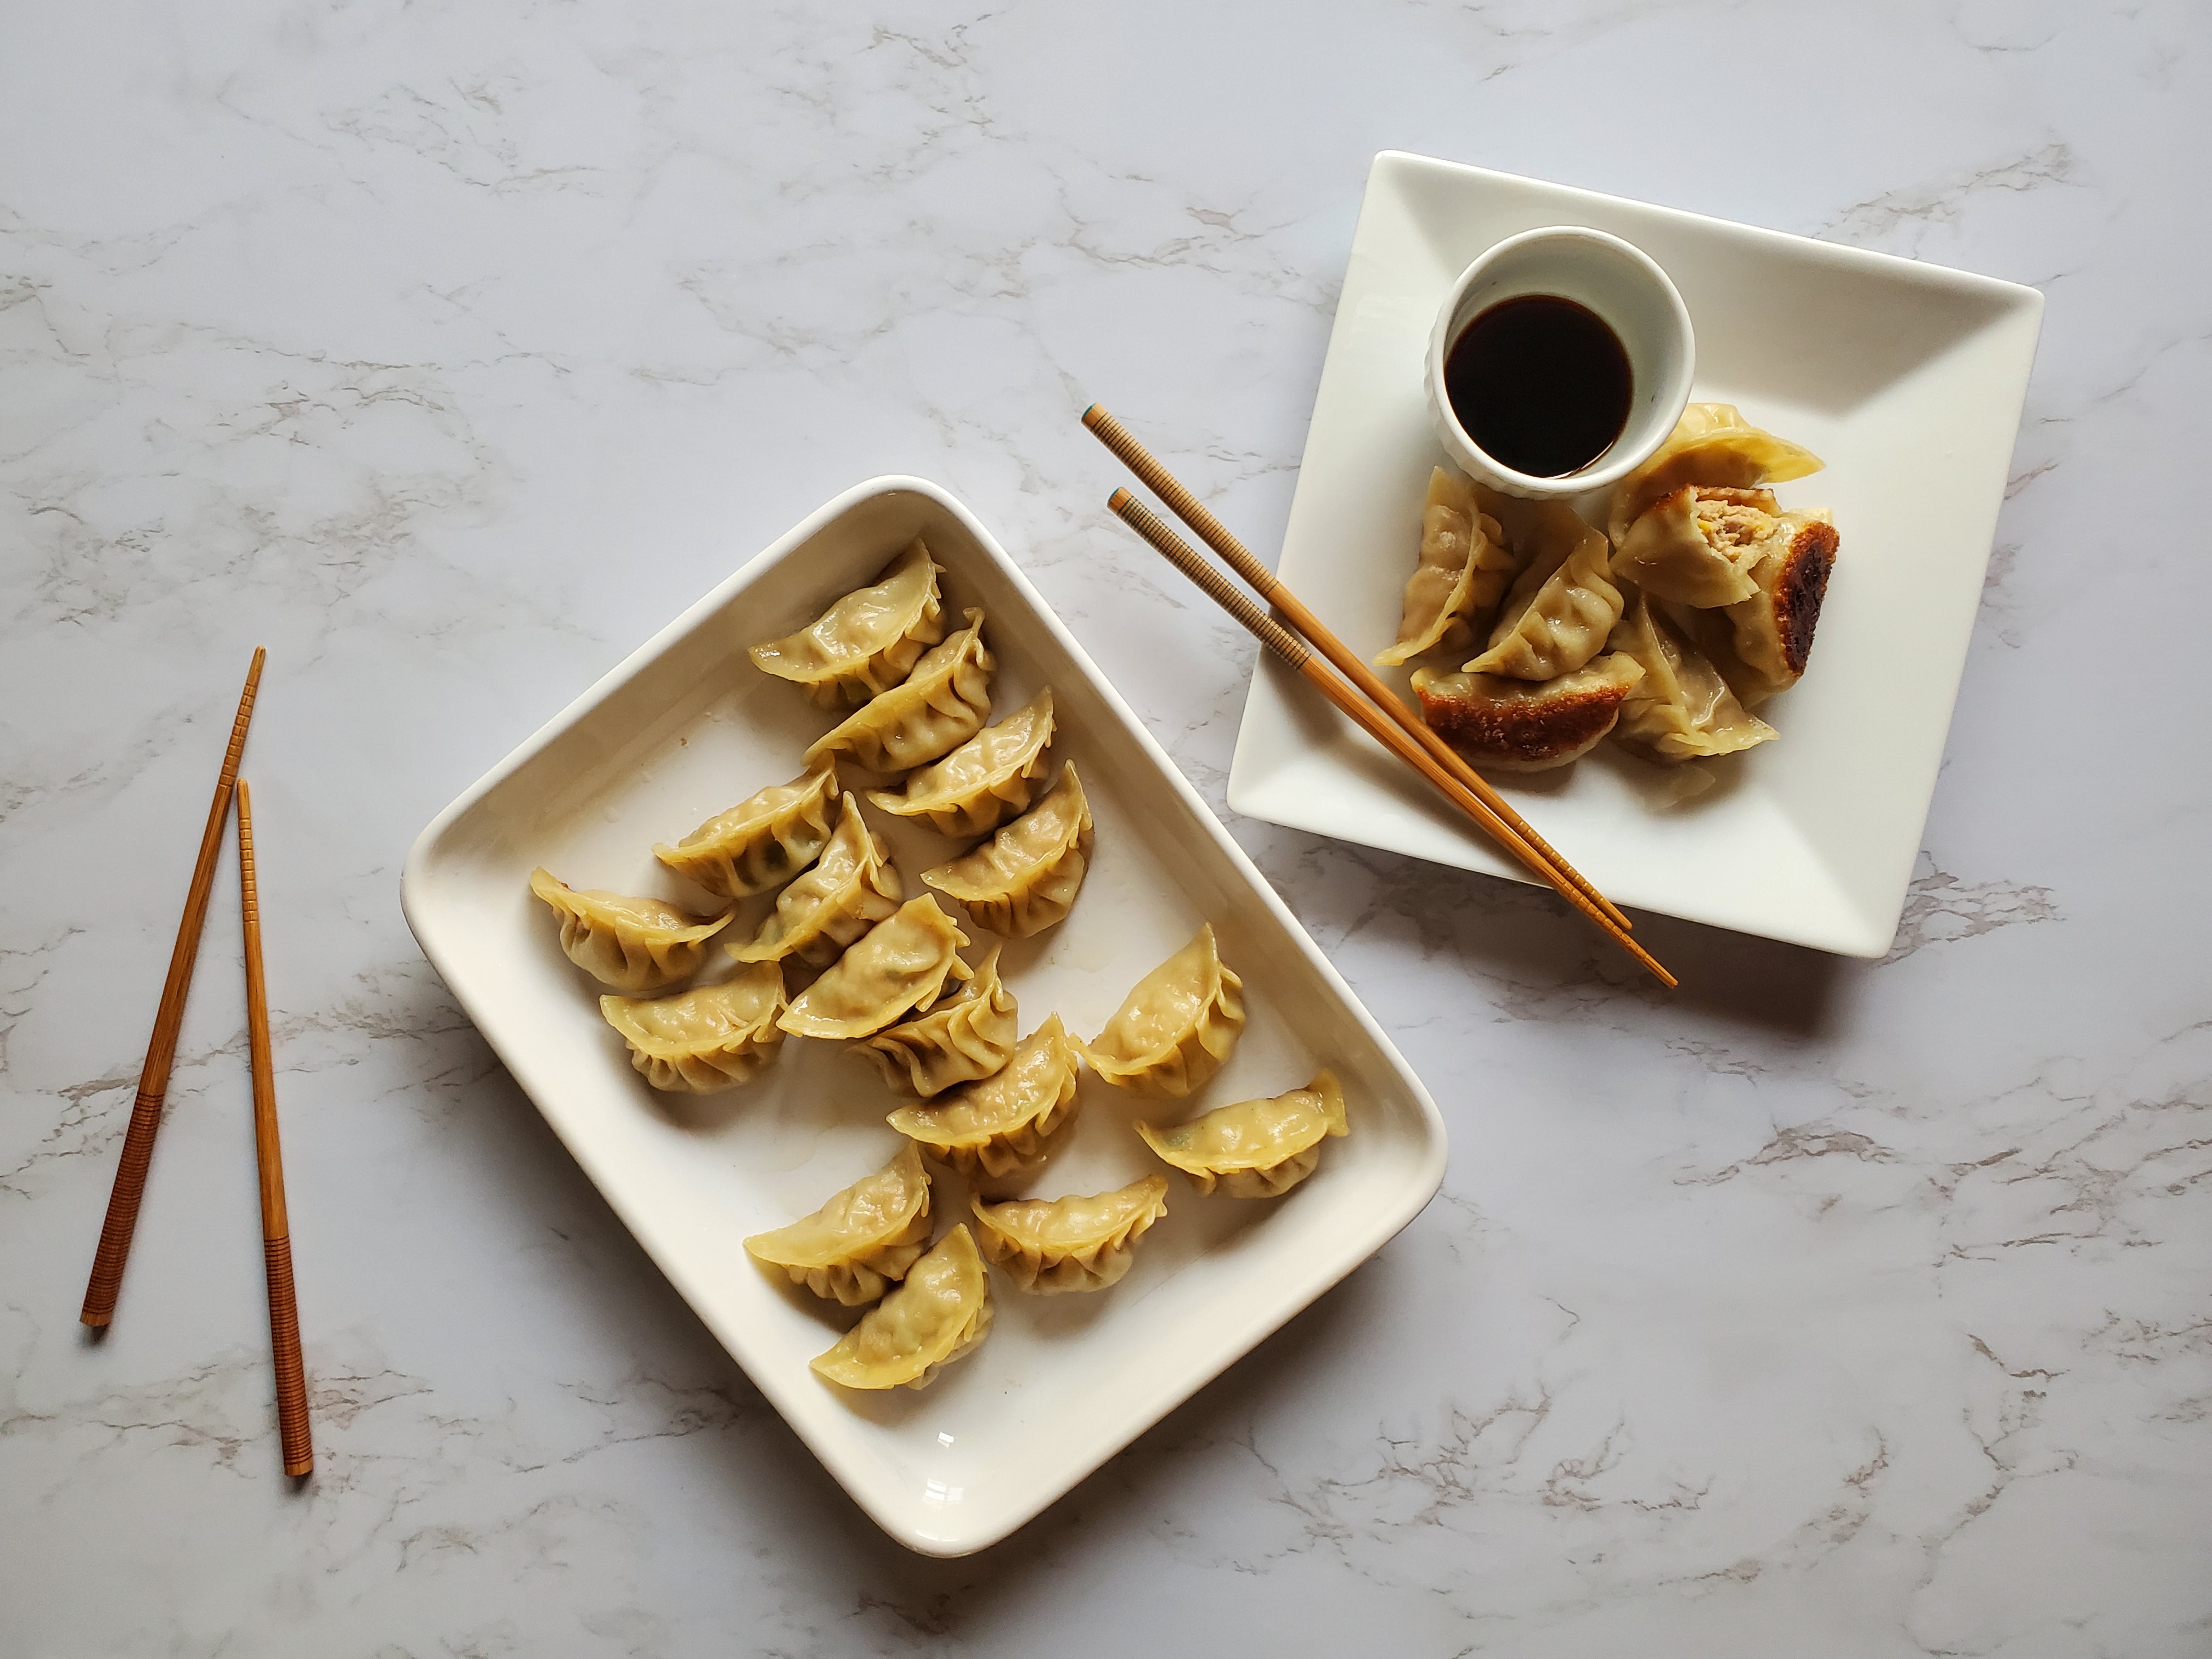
left=1228, top=152, right=2045, bottom=958
left=402, top=477, right=1446, bottom=1555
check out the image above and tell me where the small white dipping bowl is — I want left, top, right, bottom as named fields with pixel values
left=1426, top=226, right=1695, bottom=500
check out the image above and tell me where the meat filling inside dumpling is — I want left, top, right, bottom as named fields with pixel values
left=866, top=689, right=1056, bottom=838
left=744, top=1143, right=933, bottom=1306
left=811, top=1223, right=993, bottom=1391
left=599, top=960, right=786, bottom=1092
left=804, top=610, right=994, bottom=775
left=1074, top=923, right=1245, bottom=1099
left=748, top=539, right=946, bottom=707
left=777, top=895, right=971, bottom=1040
left=854, top=943, right=1018, bottom=1099
left=1137, top=1069, right=1349, bottom=1199
left=1411, top=654, right=1644, bottom=772
left=887, top=1015, right=1082, bottom=1178
left=1717, top=509, right=1839, bottom=703
left=1605, top=403, right=1825, bottom=548
left=1611, top=486, right=1781, bottom=608
left=1375, top=468, right=1516, bottom=667
left=919, top=761, right=1093, bottom=939
left=652, top=762, right=840, bottom=900
left=528, top=868, right=732, bottom=994
left=727, top=793, right=901, bottom=968
left=969, top=1175, right=1170, bottom=1294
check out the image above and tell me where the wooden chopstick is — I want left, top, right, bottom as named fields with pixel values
left=236, top=780, right=313, bottom=1477
left=1083, top=404, right=1634, bottom=936
left=1109, top=491, right=1677, bottom=989
left=81, top=647, right=268, bottom=1329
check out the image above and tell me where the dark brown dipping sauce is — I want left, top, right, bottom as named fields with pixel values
left=1445, top=294, right=1632, bottom=478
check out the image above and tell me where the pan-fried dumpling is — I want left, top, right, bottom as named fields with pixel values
left=804, top=610, right=994, bottom=774
left=599, top=961, right=787, bottom=1092
left=748, top=539, right=946, bottom=707
left=1608, top=591, right=1775, bottom=763
left=969, top=1175, right=1170, bottom=1294
left=1074, top=923, right=1244, bottom=1099
left=1412, top=654, right=1645, bottom=772
left=1611, top=486, right=1781, bottom=608
left=652, top=763, right=840, bottom=900
left=919, top=762, right=1093, bottom=938
left=1137, top=1069, right=1348, bottom=1198
left=854, top=943, right=1017, bottom=1098
left=744, top=1143, right=933, bottom=1306
left=811, top=1223, right=992, bottom=1391
left=866, top=690, right=1055, bottom=838
left=528, top=868, right=732, bottom=993
left=777, top=895, right=970, bottom=1040
left=727, top=794, right=901, bottom=968
left=887, top=1015, right=1082, bottom=1178
left=1716, top=509, right=1840, bottom=703
left=1606, top=403, right=1825, bottom=548
left=1375, top=469, right=1515, bottom=667
left=1460, top=506, right=1622, bottom=681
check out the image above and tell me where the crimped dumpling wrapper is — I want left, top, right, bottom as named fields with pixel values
left=1460, top=509, right=1623, bottom=682
left=811, top=1224, right=994, bottom=1391
left=778, top=895, right=971, bottom=1040
left=1073, top=923, right=1245, bottom=1099
left=1412, top=654, right=1644, bottom=773
left=1611, top=486, right=1777, bottom=608
left=888, top=1015, right=1082, bottom=1178
left=1138, top=1069, right=1349, bottom=1199
left=1374, top=468, right=1515, bottom=667
left=748, top=539, right=946, bottom=708
left=728, top=793, right=901, bottom=968
left=805, top=609, right=994, bottom=774
left=744, top=1143, right=934, bottom=1306
left=920, top=761, right=1093, bottom=939
left=1607, top=591, right=1775, bottom=763
left=969, top=1175, right=1169, bottom=1294
left=867, top=689, right=1056, bottom=838
left=528, top=867, right=732, bottom=994
left=651, top=761, right=840, bottom=900
left=853, top=943, right=1018, bottom=1099
left=599, top=960, right=787, bottom=1092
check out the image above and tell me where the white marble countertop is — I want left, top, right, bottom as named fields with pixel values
left=5, top=3, right=2208, bottom=1654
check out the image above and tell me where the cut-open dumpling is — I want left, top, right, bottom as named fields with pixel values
left=1138, top=1069, right=1348, bottom=1198
left=1074, top=923, right=1244, bottom=1099
left=1716, top=509, right=1840, bottom=704
left=528, top=868, right=731, bottom=993
left=1608, top=591, right=1775, bottom=763
left=969, top=1175, right=1170, bottom=1294
left=599, top=961, right=786, bottom=1092
left=887, top=1015, right=1082, bottom=1178
left=727, top=793, right=901, bottom=968
left=804, top=609, right=994, bottom=774
left=920, top=761, right=1093, bottom=938
left=1606, top=403, right=1825, bottom=548
left=744, top=1143, right=933, bottom=1306
left=866, top=689, right=1055, bottom=838
left=748, top=539, right=946, bottom=707
left=777, top=895, right=970, bottom=1040
left=652, top=762, right=840, bottom=901
left=854, top=943, right=1017, bottom=1098
left=811, top=1223, right=993, bottom=1391
left=1375, top=468, right=1516, bottom=667
left=1611, top=486, right=1783, bottom=608
left=1461, top=507, right=1623, bottom=681
left=1412, top=654, right=1645, bottom=772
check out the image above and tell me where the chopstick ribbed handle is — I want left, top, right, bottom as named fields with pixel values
left=1087, top=407, right=1284, bottom=602
left=263, top=1233, right=312, bottom=1476
left=1109, top=491, right=1312, bottom=671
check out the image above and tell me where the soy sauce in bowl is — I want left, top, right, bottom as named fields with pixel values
left=1444, top=295, right=1633, bottom=479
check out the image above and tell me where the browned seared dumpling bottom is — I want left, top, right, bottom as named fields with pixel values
left=1411, top=654, right=1644, bottom=772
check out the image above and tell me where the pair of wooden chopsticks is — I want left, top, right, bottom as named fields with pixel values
left=80, top=648, right=314, bottom=1477
left=1084, top=405, right=1675, bottom=989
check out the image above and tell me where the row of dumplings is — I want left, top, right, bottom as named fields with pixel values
left=1381, top=404, right=1842, bottom=776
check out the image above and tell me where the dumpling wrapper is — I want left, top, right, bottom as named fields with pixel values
left=1717, top=508, right=1840, bottom=703
left=744, top=1143, right=933, bottom=1306
left=1374, top=468, right=1515, bottom=667
left=1074, top=923, right=1245, bottom=1099
left=748, top=539, right=946, bottom=707
left=854, top=943, right=1017, bottom=1099
left=805, top=609, right=994, bottom=774
left=528, top=868, right=732, bottom=994
left=652, top=761, right=840, bottom=900
left=866, top=689, right=1055, bottom=838
left=1607, top=591, right=1775, bottom=763
left=887, top=1015, right=1082, bottom=1178
left=1605, top=403, right=1825, bottom=548
left=727, top=793, right=901, bottom=968
left=1412, top=654, right=1645, bottom=772
left=1460, top=508, right=1623, bottom=682
left=777, top=895, right=971, bottom=1040
left=969, top=1175, right=1169, bottom=1294
left=599, top=960, right=786, bottom=1092
left=1137, top=1069, right=1349, bottom=1199
left=811, top=1223, right=993, bottom=1391
left=920, top=762, right=1093, bottom=939
left=1611, top=486, right=1781, bottom=608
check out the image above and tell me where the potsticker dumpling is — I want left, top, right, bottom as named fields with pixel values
left=1717, top=509, right=1840, bottom=704
left=1608, top=591, right=1775, bottom=763
left=866, top=689, right=1055, bottom=838
left=1375, top=469, right=1515, bottom=667
left=887, top=1015, right=1082, bottom=1178
left=804, top=609, right=994, bottom=774
left=528, top=868, right=732, bottom=994
left=748, top=539, right=946, bottom=707
left=1611, top=486, right=1782, bottom=608
left=1412, top=654, right=1644, bottom=772
left=969, top=1175, right=1169, bottom=1295
left=652, top=762, right=840, bottom=901
left=854, top=943, right=1017, bottom=1098
left=1460, top=506, right=1623, bottom=681
left=920, top=762, right=1092, bottom=938
left=811, top=1223, right=993, bottom=1392
left=1606, top=403, right=1825, bottom=548
left=1074, top=923, right=1244, bottom=1099
left=744, top=1143, right=933, bottom=1306
left=1137, top=1069, right=1349, bottom=1199
left=777, top=895, right=971, bottom=1040
left=599, top=960, right=786, bottom=1092
left=727, top=793, right=901, bottom=968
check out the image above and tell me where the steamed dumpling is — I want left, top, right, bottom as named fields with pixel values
left=887, top=1015, right=1082, bottom=1178
left=1137, top=1069, right=1349, bottom=1198
left=1411, top=654, right=1645, bottom=772
left=743, top=1143, right=933, bottom=1306
left=866, top=689, right=1056, bottom=838
left=528, top=868, right=732, bottom=993
left=1607, top=591, right=1775, bottom=763
left=748, top=539, right=946, bottom=707
left=599, top=960, right=787, bottom=1092
left=1074, top=923, right=1244, bottom=1099
left=1606, top=403, right=1825, bottom=548
left=652, top=762, right=840, bottom=900
left=1611, top=486, right=1781, bottom=608
left=777, top=895, right=970, bottom=1040
left=919, top=762, right=1093, bottom=938
left=969, top=1175, right=1170, bottom=1294
left=853, top=943, right=1018, bottom=1099
left=1460, top=507, right=1623, bottom=681
left=811, top=1223, right=993, bottom=1392
left=1374, top=468, right=1515, bottom=667
left=727, top=793, right=901, bottom=968
left=805, top=610, right=994, bottom=774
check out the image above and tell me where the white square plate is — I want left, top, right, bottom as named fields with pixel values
left=1228, top=153, right=2044, bottom=958
left=402, top=478, right=1446, bottom=1555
